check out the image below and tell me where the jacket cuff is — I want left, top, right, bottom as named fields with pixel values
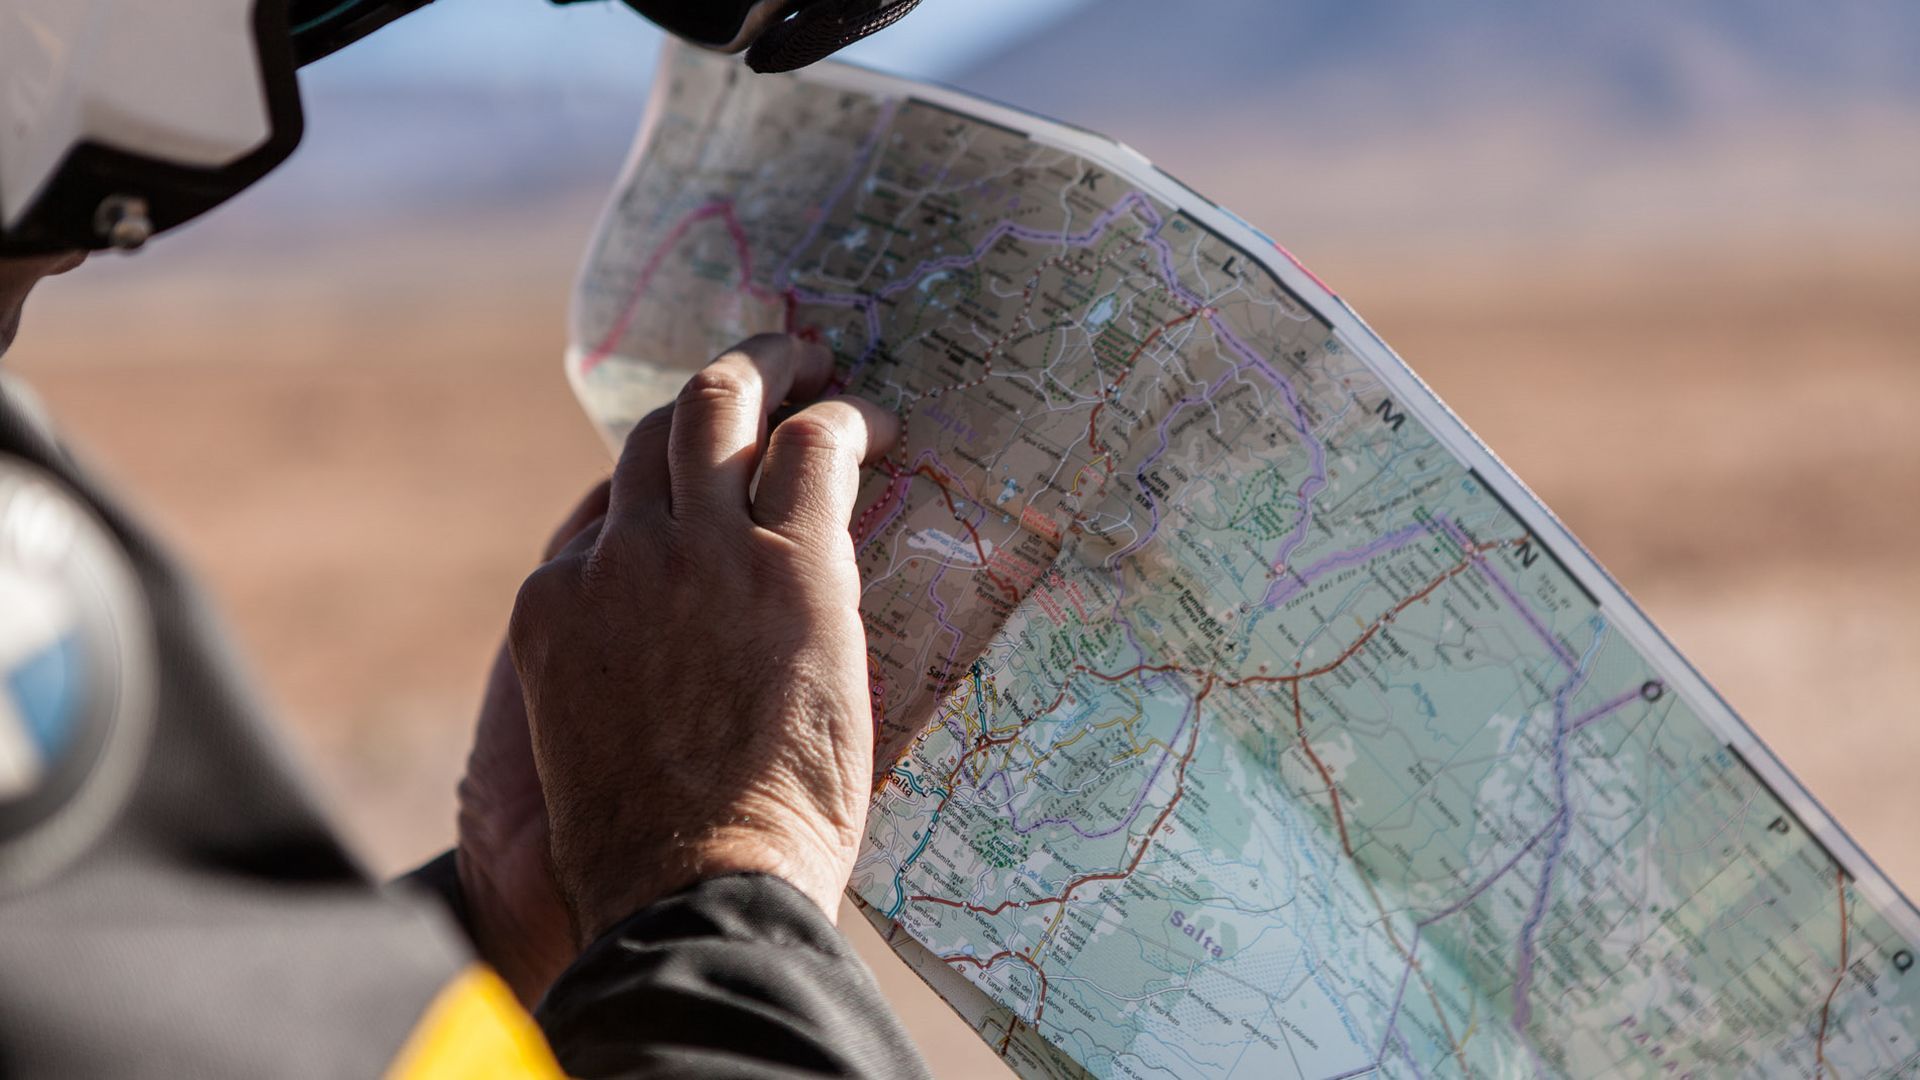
left=537, top=874, right=931, bottom=1079
left=394, top=849, right=477, bottom=945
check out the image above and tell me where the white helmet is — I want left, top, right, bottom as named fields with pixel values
left=0, top=0, right=921, bottom=255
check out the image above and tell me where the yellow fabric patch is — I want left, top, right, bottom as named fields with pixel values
left=385, top=966, right=565, bottom=1080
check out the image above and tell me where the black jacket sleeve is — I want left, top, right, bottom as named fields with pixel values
left=535, top=874, right=933, bottom=1080
left=398, top=849, right=474, bottom=941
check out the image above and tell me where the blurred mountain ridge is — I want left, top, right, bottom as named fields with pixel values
left=948, top=0, right=1920, bottom=256
left=958, top=0, right=1920, bottom=135
left=145, top=0, right=1920, bottom=268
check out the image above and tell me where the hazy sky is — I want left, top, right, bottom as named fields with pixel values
left=309, top=0, right=1094, bottom=90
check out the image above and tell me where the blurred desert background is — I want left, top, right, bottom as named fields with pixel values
left=10, top=1, right=1919, bottom=1074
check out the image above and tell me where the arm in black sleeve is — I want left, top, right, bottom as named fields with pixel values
left=396, top=849, right=474, bottom=940
left=535, top=874, right=933, bottom=1080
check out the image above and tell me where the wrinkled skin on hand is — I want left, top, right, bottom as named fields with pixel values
left=505, top=334, right=898, bottom=949
left=456, top=482, right=610, bottom=1006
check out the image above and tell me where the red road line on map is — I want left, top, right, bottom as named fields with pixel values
left=1292, top=677, right=1471, bottom=1071
left=916, top=659, right=1468, bottom=1064
left=1293, top=681, right=1355, bottom=856
left=908, top=679, right=1036, bottom=818
left=851, top=478, right=900, bottom=548
left=580, top=199, right=799, bottom=376
left=1084, top=306, right=1204, bottom=469
left=941, top=949, right=1052, bottom=1029
left=854, top=460, right=1000, bottom=586
left=900, top=462, right=1022, bottom=604
left=1052, top=540, right=1511, bottom=697
left=930, top=539, right=1518, bottom=816
left=907, top=543, right=1510, bottom=1061
left=905, top=538, right=1516, bottom=915
left=1233, top=539, right=1511, bottom=688
left=1815, top=868, right=1852, bottom=1079
left=908, top=677, right=1211, bottom=918
left=883, top=233, right=1148, bottom=487
left=892, top=433, right=1522, bottom=1061
left=1078, top=661, right=1194, bottom=683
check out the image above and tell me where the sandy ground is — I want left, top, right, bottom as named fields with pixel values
left=11, top=221, right=1918, bottom=1076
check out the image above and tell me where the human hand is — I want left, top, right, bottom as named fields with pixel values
left=509, top=333, right=899, bottom=944
left=455, top=481, right=609, bottom=1006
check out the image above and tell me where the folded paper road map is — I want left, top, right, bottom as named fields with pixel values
left=568, top=41, right=1920, bottom=1079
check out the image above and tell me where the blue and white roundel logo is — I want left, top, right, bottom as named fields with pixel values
left=0, top=572, right=87, bottom=802
left=0, top=457, right=151, bottom=890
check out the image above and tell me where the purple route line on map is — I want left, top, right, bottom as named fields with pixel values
left=1262, top=519, right=1440, bottom=609
left=1479, top=562, right=1579, bottom=674
left=1128, top=201, right=1331, bottom=571
left=1101, top=216, right=1332, bottom=565
left=795, top=191, right=1152, bottom=386
left=792, top=190, right=1157, bottom=342
left=855, top=447, right=947, bottom=555
left=1365, top=668, right=1644, bottom=1068
left=797, top=152, right=1654, bottom=1062
left=990, top=677, right=1198, bottom=841
left=774, top=99, right=901, bottom=291
left=797, top=183, right=1340, bottom=580
left=1420, top=815, right=1562, bottom=930
left=1509, top=626, right=1604, bottom=1030
left=1109, top=356, right=1261, bottom=564
left=1433, top=517, right=1580, bottom=673
left=1348, top=619, right=1636, bottom=1067
left=1112, top=562, right=1152, bottom=668
left=1570, top=686, right=1644, bottom=734
left=1395, top=1030, right=1431, bottom=1080
left=1358, top=687, right=1648, bottom=1072
left=1366, top=938, right=1425, bottom=1074
left=1367, top=815, right=1560, bottom=1070
left=876, top=192, right=1157, bottom=303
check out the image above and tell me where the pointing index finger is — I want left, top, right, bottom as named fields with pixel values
left=667, top=334, right=835, bottom=518
left=752, top=396, right=901, bottom=542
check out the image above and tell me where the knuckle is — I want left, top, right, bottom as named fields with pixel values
left=512, top=562, right=560, bottom=613
left=678, top=364, right=756, bottom=407
left=750, top=528, right=856, bottom=591
left=579, top=522, right=665, bottom=592
left=769, top=409, right=854, bottom=461
left=576, top=544, right=621, bottom=597
left=508, top=564, right=567, bottom=656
